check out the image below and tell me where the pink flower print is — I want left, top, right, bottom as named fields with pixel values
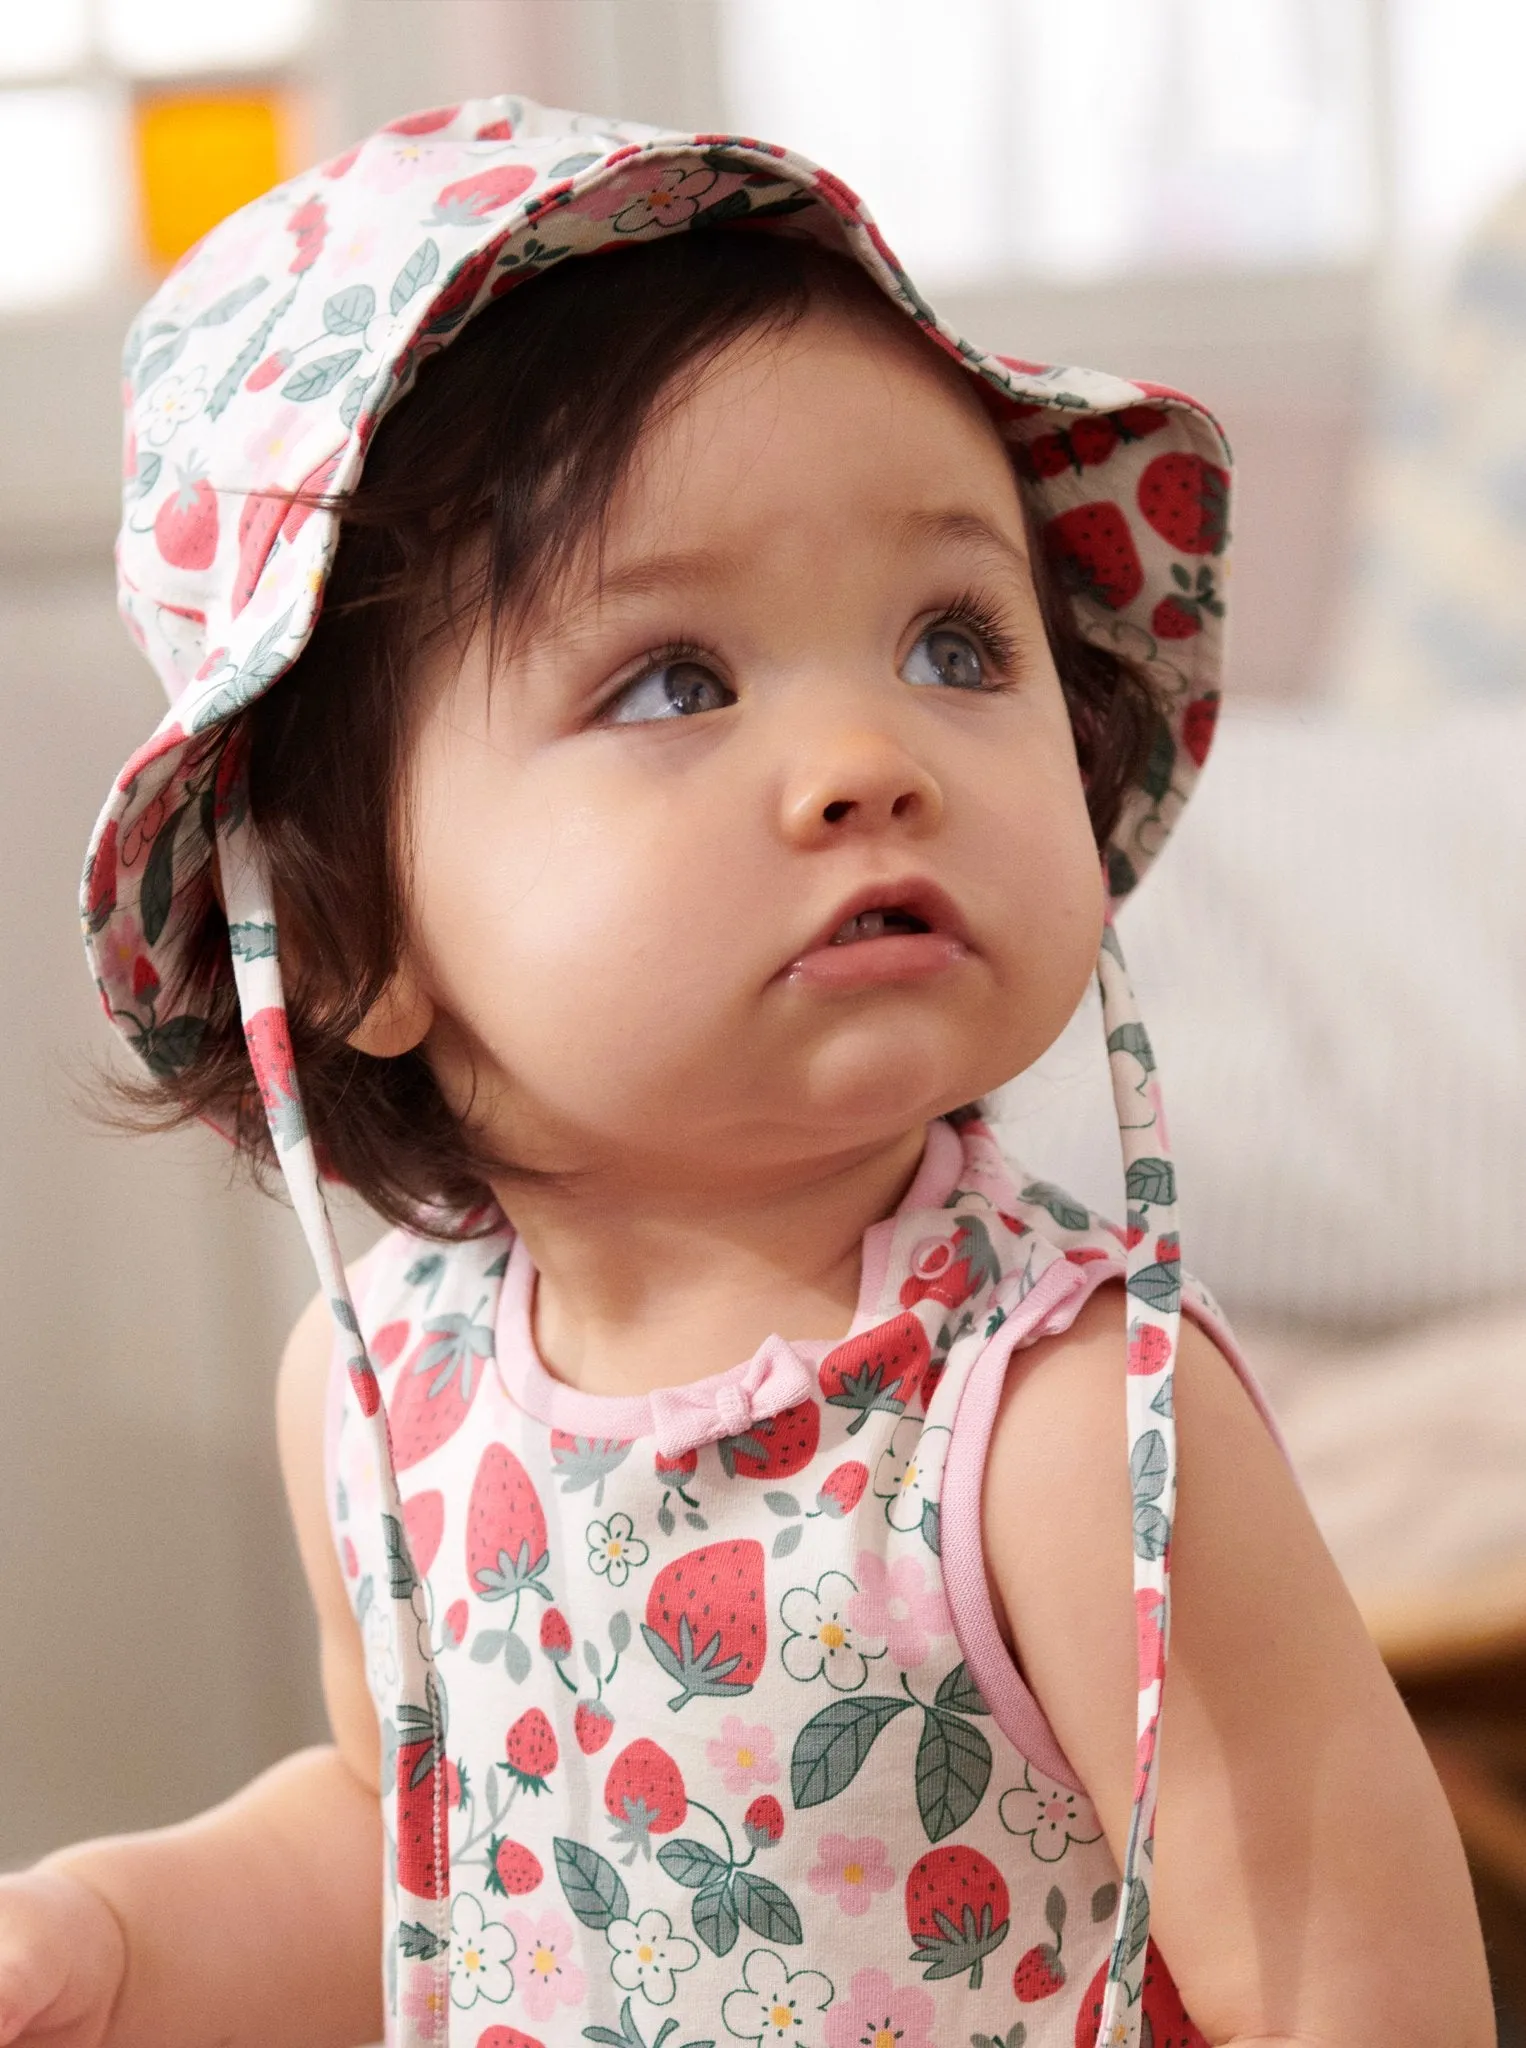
left=506, top=1909, right=585, bottom=2022
left=241, top=401, right=306, bottom=475
left=356, top=137, right=434, bottom=192
left=846, top=1552, right=950, bottom=1670
left=328, top=218, right=379, bottom=275
left=806, top=1832, right=895, bottom=1918
left=824, top=1966, right=937, bottom=2048
left=398, top=1958, right=449, bottom=2040
left=98, top=911, right=142, bottom=988
left=706, top=1715, right=779, bottom=1797
left=569, top=164, right=742, bottom=235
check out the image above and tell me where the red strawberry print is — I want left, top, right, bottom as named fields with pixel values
left=1013, top=1884, right=1068, bottom=2000
left=818, top=1312, right=930, bottom=1434
left=815, top=1460, right=869, bottom=1518
left=386, top=1312, right=492, bottom=1473
left=384, top=104, right=460, bottom=134
left=899, top=1217, right=1001, bottom=1313
left=475, top=117, right=517, bottom=141
left=242, top=1007, right=304, bottom=1146
left=1076, top=1938, right=1209, bottom=2047
left=476, top=2031, right=546, bottom=2048
left=575, top=1699, right=615, bottom=1754
left=905, top=1845, right=1011, bottom=1988
left=244, top=349, right=290, bottom=392
left=1044, top=504, right=1145, bottom=611
left=153, top=470, right=218, bottom=570
left=444, top=1759, right=465, bottom=1809
left=340, top=1536, right=359, bottom=1579
left=432, top=163, right=536, bottom=226
left=395, top=1734, right=449, bottom=1899
left=443, top=1598, right=468, bottom=1647
left=484, top=1835, right=543, bottom=1897
left=401, top=1490, right=444, bottom=1578
left=231, top=489, right=286, bottom=616
left=1127, top=1323, right=1171, bottom=1376
left=1014, top=1943, right=1065, bottom=1999
left=718, top=1398, right=820, bottom=1480
left=1137, top=1587, right=1166, bottom=1686
left=548, top=1430, right=632, bottom=1507
left=744, top=1794, right=784, bottom=1849
left=1138, top=452, right=1229, bottom=555
left=466, top=1442, right=550, bottom=1598
left=501, top=1709, right=557, bottom=1797
left=1026, top=432, right=1075, bottom=479
left=1113, top=403, right=1171, bottom=442
left=540, top=1607, right=573, bottom=1657
left=286, top=195, right=327, bottom=273
left=1151, top=595, right=1201, bottom=640
left=371, top=1319, right=410, bottom=1368
left=603, top=1738, right=687, bottom=1859
left=1068, top=416, right=1119, bottom=467
left=654, top=1448, right=698, bottom=1478
left=642, top=1539, right=767, bottom=1709
left=1182, top=693, right=1218, bottom=768
left=131, top=956, right=159, bottom=1002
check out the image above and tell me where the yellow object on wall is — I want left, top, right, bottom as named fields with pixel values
left=133, top=91, right=288, bottom=269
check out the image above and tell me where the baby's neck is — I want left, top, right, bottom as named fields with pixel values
left=499, top=1124, right=930, bottom=1399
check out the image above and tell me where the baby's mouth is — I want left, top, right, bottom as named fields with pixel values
left=829, top=907, right=932, bottom=945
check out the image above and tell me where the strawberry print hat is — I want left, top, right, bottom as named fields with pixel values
left=83, top=93, right=1231, bottom=2046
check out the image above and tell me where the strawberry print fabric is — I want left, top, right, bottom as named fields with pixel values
left=330, top=1117, right=1238, bottom=2048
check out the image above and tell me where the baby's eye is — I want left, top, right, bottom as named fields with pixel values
left=604, top=658, right=736, bottom=724
left=901, top=624, right=990, bottom=692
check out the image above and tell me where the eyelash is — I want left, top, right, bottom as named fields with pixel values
left=601, top=590, right=1024, bottom=717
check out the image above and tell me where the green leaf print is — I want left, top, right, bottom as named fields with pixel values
left=390, top=238, right=440, bottom=313
left=657, top=1838, right=727, bottom=1889
left=1122, top=1875, right=1150, bottom=1965
left=1133, top=1503, right=1171, bottom=1561
left=1129, top=1429, right=1168, bottom=1505
left=132, top=1014, right=205, bottom=1078
left=1150, top=1377, right=1175, bottom=1418
left=192, top=276, right=268, bottom=328
left=323, top=283, right=375, bottom=334
left=554, top=1837, right=629, bottom=1931
left=1141, top=719, right=1176, bottom=801
left=381, top=1514, right=417, bottom=1599
left=732, top=1870, right=803, bottom=1944
left=1124, top=1156, right=1176, bottom=1207
left=1091, top=1882, right=1119, bottom=1922
left=139, top=802, right=184, bottom=948
left=1105, top=1022, right=1155, bottom=1072
left=1019, top=1181, right=1090, bottom=1232
left=916, top=1709, right=992, bottom=1842
left=1128, top=1262, right=1182, bottom=1315
left=791, top=1695, right=910, bottom=1810
left=397, top=1920, right=446, bottom=1959
left=227, top=919, right=278, bottom=961
left=920, top=1500, right=942, bottom=1558
left=281, top=348, right=362, bottom=402
left=582, top=1995, right=717, bottom=2048
left=970, top=2028, right=1026, bottom=2048
left=934, top=1663, right=990, bottom=1716
left=693, top=1875, right=739, bottom=1956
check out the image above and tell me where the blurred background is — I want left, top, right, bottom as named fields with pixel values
left=3, top=0, right=1526, bottom=2026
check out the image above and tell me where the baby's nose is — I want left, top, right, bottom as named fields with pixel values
left=780, top=731, right=944, bottom=846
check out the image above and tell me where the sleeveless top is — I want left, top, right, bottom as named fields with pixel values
left=327, top=1118, right=1269, bottom=2048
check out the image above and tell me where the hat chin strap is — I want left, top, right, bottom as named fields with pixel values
left=1092, top=913, right=1183, bottom=2046
left=217, top=794, right=453, bottom=2036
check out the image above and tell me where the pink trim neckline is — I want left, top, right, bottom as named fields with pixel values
left=490, top=1118, right=964, bottom=1438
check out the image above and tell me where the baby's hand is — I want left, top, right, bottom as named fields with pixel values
left=0, top=1866, right=127, bottom=2047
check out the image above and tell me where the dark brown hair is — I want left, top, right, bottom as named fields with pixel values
left=118, top=227, right=1167, bottom=1236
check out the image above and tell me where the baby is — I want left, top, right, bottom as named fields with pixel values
left=0, top=96, right=1492, bottom=2048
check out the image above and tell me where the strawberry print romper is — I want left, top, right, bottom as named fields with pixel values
left=84, top=91, right=1240, bottom=2048
left=327, top=1115, right=1272, bottom=2048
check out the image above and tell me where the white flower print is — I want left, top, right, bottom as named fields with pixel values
left=141, top=369, right=209, bottom=447
left=780, top=1571, right=884, bottom=1691
left=448, top=1890, right=516, bottom=2009
left=722, top=1947, right=834, bottom=2043
left=999, top=1763, right=1105, bottom=1862
left=607, top=1908, right=699, bottom=2006
left=872, top=1419, right=950, bottom=1534
left=586, top=1511, right=648, bottom=1588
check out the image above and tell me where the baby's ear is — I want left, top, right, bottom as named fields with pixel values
left=347, top=965, right=434, bottom=1058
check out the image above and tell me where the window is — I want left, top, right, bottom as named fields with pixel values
left=0, top=0, right=316, bottom=313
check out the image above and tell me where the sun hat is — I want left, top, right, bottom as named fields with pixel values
left=83, top=93, right=1232, bottom=2045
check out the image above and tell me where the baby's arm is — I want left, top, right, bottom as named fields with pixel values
left=984, top=1282, right=1493, bottom=2048
left=0, top=1293, right=382, bottom=2048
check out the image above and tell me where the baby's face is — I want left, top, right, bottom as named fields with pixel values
left=390, top=300, right=1105, bottom=1185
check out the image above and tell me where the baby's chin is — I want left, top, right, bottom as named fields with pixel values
left=778, top=1017, right=1021, bottom=1141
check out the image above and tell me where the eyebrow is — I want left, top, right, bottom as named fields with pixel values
left=892, top=507, right=1032, bottom=578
